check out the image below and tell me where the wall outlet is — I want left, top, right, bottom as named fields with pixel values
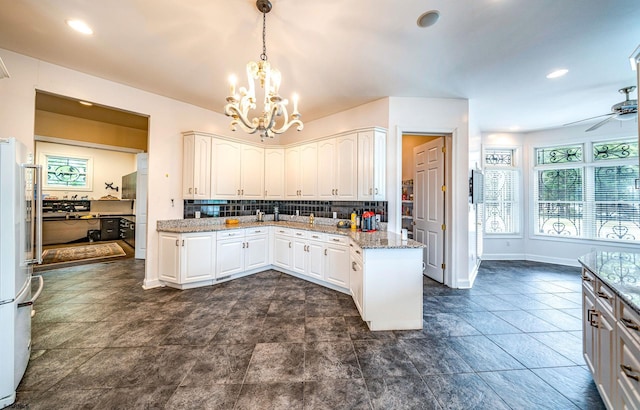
left=333, top=211, right=337, bottom=219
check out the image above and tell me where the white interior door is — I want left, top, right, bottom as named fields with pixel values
left=413, top=138, right=445, bottom=283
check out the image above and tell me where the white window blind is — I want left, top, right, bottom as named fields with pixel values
left=484, top=148, right=519, bottom=235
left=533, top=139, right=639, bottom=242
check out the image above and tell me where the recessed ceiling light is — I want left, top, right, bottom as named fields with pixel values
left=78, top=101, right=93, bottom=106
left=546, top=69, right=568, bottom=79
left=417, top=10, right=440, bottom=28
left=66, top=19, right=93, bottom=35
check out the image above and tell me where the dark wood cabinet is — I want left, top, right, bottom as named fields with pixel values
left=100, top=218, right=120, bottom=241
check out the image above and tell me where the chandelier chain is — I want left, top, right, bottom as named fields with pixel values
left=260, top=11, right=267, bottom=61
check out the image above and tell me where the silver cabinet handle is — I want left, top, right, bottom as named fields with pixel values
left=621, top=364, right=640, bottom=381
left=336, top=189, right=338, bottom=195
left=237, top=189, right=240, bottom=195
left=195, top=187, right=198, bottom=194
left=375, top=188, right=378, bottom=194
left=332, top=238, right=340, bottom=242
left=621, top=317, right=640, bottom=331
left=242, top=242, right=245, bottom=248
left=189, top=188, right=193, bottom=194
left=582, top=275, right=593, bottom=282
left=289, top=242, right=292, bottom=248
left=246, top=241, right=249, bottom=248
left=352, top=261, right=357, bottom=271
left=324, top=249, right=327, bottom=256
left=296, top=233, right=302, bottom=236
left=182, top=240, right=184, bottom=247
left=265, top=190, right=267, bottom=196
left=312, top=235, right=319, bottom=239
left=242, top=189, right=244, bottom=195
left=356, top=250, right=361, bottom=255
left=175, top=239, right=179, bottom=246
left=596, top=291, right=610, bottom=300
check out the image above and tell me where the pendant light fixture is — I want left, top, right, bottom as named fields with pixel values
left=224, top=0, right=303, bottom=142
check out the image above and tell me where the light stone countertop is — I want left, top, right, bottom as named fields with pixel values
left=579, top=251, right=640, bottom=315
left=157, top=216, right=425, bottom=249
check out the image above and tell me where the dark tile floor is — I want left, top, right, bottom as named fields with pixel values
left=9, top=259, right=605, bottom=409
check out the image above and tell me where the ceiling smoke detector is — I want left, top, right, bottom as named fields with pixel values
left=417, top=10, right=440, bottom=28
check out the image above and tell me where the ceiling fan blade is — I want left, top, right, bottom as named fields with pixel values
left=585, top=115, right=617, bottom=132
left=563, top=112, right=615, bottom=127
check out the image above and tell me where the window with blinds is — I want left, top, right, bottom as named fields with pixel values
left=484, top=148, right=520, bottom=235
left=533, top=139, right=639, bottom=242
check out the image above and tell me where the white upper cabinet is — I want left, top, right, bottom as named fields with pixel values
left=285, top=142, right=318, bottom=199
left=264, top=148, right=285, bottom=199
left=211, top=138, right=264, bottom=199
left=182, top=133, right=211, bottom=199
left=357, top=130, right=386, bottom=200
left=318, top=134, right=357, bottom=200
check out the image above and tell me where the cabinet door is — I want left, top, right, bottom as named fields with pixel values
left=182, top=234, right=215, bottom=283
left=335, top=134, right=358, bottom=200
left=273, top=235, right=292, bottom=269
left=285, top=146, right=301, bottom=198
left=182, top=134, right=195, bottom=198
left=241, top=145, right=265, bottom=199
left=212, top=139, right=242, bottom=198
left=372, top=130, right=386, bottom=200
left=216, top=237, right=245, bottom=278
left=193, top=134, right=212, bottom=199
left=158, top=233, right=180, bottom=282
left=583, top=284, right=597, bottom=376
left=325, top=244, right=349, bottom=288
left=291, top=238, right=307, bottom=275
left=357, top=130, right=375, bottom=200
left=350, top=253, right=364, bottom=317
left=300, top=142, right=318, bottom=198
left=317, top=139, right=336, bottom=199
left=245, top=234, right=269, bottom=270
left=264, top=148, right=285, bottom=199
left=617, top=327, right=640, bottom=409
left=307, top=240, right=324, bottom=280
left=596, top=301, right=616, bottom=409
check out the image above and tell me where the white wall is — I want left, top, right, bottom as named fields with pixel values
left=35, top=141, right=136, bottom=199
left=0, top=48, right=236, bottom=289
left=483, top=120, right=638, bottom=266
left=388, top=97, right=472, bottom=288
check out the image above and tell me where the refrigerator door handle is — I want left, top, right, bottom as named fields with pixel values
left=23, top=164, right=43, bottom=265
left=18, top=275, right=44, bottom=308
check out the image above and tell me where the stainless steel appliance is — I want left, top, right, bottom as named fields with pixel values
left=121, top=171, right=137, bottom=200
left=0, top=138, right=44, bottom=409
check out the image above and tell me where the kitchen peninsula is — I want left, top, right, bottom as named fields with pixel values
left=157, top=217, right=425, bottom=331
left=579, top=251, right=640, bottom=408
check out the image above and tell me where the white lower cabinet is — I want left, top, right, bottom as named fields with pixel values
left=216, top=228, right=269, bottom=278
left=158, top=232, right=216, bottom=285
left=273, top=228, right=293, bottom=270
left=325, top=235, right=350, bottom=288
left=582, top=266, right=640, bottom=409
left=349, top=242, right=423, bottom=331
left=291, top=230, right=324, bottom=280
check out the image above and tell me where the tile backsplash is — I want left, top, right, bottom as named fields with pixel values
left=184, top=200, right=388, bottom=221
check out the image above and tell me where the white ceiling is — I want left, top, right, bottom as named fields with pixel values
left=0, top=0, right=639, bottom=133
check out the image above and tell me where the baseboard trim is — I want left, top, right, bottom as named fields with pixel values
left=142, top=279, right=164, bottom=289
left=480, top=253, right=580, bottom=267
left=482, top=253, right=526, bottom=260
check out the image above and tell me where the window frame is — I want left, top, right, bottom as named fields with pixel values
left=531, top=137, right=639, bottom=245
left=39, top=152, right=94, bottom=191
left=482, top=145, right=523, bottom=238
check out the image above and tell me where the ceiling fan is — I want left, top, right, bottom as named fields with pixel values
left=564, top=86, right=638, bottom=132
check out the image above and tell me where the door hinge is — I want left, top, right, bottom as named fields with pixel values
left=441, top=224, right=446, bottom=231
left=441, top=146, right=446, bottom=153
left=441, top=185, right=446, bottom=192
left=441, top=263, right=446, bottom=269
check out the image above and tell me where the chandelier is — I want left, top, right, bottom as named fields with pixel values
left=224, top=0, right=303, bottom=142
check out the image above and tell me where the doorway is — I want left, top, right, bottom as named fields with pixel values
left=401, top=133, right=448, bottom=283
left=33, top=91, right=149, bottom=266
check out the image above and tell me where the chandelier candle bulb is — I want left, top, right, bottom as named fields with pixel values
left=229, top=75, right=237, bottom=98
left=293, top=93, right=299, bottom=115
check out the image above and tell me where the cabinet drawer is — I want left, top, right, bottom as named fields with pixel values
left=350, top=241, right=363, bottom=259
left=308, top=232, right=325, bottom=241
left=619, top=300, right=640, bottom=346
left=595, top=279, right=615, bottom=313
left=292, top=230, right=309, bottom=239
left=582, top=268, right=596, bottom=292
left=618, top=323, right=640, bottom=403
left=326, top=234, right=348, bottom=246
left=273, top=227, right=293, bottom=236
left=218, top=229, right=243, bottom=239
left=245, top=227, right=269, bottom=236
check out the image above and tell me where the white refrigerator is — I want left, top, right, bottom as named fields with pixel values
left=0, top=138, right=43, bottom=409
